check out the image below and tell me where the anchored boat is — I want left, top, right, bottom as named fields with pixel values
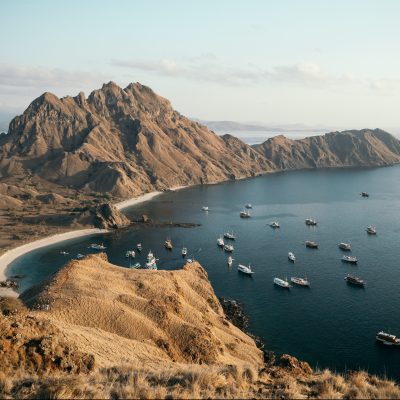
left=240, top=209, right=251, bottom=218
left=89, top=243, right=106, bottom=250
left=376, top=331, right=400, bottom=346
left=345, top=274, right=365, bottom=287
left=288, top=252, right=296, bottom=262
left=290, top=277, right=310, bottom=287
left=227, top=256, right=234, bottom=267
left=145, top=251, right=158, bottom=270
left=342, top=255, right=358, bottom=264
left=164, top=239, right=173, bottom=250
left=125, top=250, right=136, bottom=258
left=305, top=218, right=318, bottom=226
left=182, top=247, right=187, bottom=256
left=305, top=240, right=318, bottom=249
left=202, top=206, right=209, bottom=211
left=224, top=232, right=236, bottom=240
left=269, top=221, right=280, bottom=228
left=217, top=236, right=224, bottom=247
left=274, top=277, right=291, bottom=288
left=136, top=243, right=142, bottom=251
left=238, top=264, right=254, bottom=275
left=224, top=244, right=234, bottom=252
left=361, top=192, right=370, bottom=197
left=245, top=203, right=253, bottom=209
left=366, top=225, right=377, bottom=235
left=338, top=242, right=352, bottom=251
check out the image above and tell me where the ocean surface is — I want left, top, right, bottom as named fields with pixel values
left=8, top=166, right=400, bottom=379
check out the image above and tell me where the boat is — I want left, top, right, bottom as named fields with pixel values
left=164, top=239, right=173, bottom=250
left=145, top=251, right=158, bottom=270
left=269, top=221, right=280, bottom=228
left=305, top=240, right=318, bottom=249
left=202, top=206, right=209, bottom=211
left=338, top=242, right=351, bottom=251
left=238, top=264, right=254, bottom=275
left=130, top=262, right=141, bottom=269
left=290, top=277, right=310, bottom=287
left=274, top=277, right=291, bottom=288
left=366, top=225, right=377, bottom=235
left=240, top=209, right=251, bottom=218
left=88, top=243, right=106, bottom=250
left=345, top=274, right=365, bottom=287
left=76, top=253, right=84, bottom=259
left=224, top=232, right=236, bottom=240
left=376, top=331, right=400, bottom=346
left=186, top=258, right=193, bottom=263
left=224, top=244, right=234, bottom=252
left=125, top=250, right=136, bottom=258
left=60, top=251, right=69, bottom=255
left=227, top=256, right=234, bottom=267
left=288, top=252, right=296, bottom=262
left=342, top=255, right=358, bottom=264
left=182, top=247, right=187, bottom=256
left=245, top=203, right=252, bottom=209
left=136, top=243, right=142, bottom=251
left=217, top=236, right=225, bottom=247
left=361, top=192, right=370, bottom=197
left=305, top=218, right=318, bottom=226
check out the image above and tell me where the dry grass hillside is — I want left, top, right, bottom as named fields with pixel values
left=1, top=255, right=399, bottom=398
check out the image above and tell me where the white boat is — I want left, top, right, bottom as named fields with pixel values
left=224, top=232, right=236, bottom=240
left=288, top=252, right=296, bottom=262
left=245, top=203, right=253, bottom=209
left=240, top=209, right=251, bottom=218
left=366, top=225, right=377, bottom=235
left=376, top=331, right=400, bottom=346
left=60, top=251, right=69, bottom=255
left=125, top=250, right=136, bottom=258
left=342, top=255, right=358, bottom=264
left=88, top=243, right=106, bottom=250
left=238, top=264, right=254, bottom=275
left=182, top=247, right=187, bottom=256
left=217, top=236, right=225, bottom=247
left=130, top=262, right=141, bottom=269
left=305, top=218, right=318, bottom=226
left=164, top=239, right=173, bottom=249
left=145, top=251, right=158, bottom=270
left=305, top=240, right=318, bottom=249
left=274, top=277, right=291, bottom=288
left=227, top=256, right=234, bottom=267
left=202, top=206, right=209, bottom=211
left=270, top=221, right=280, bottom=228
left=338, top=242, right=351, bottom=251
left=186, top=258, right=193, bottom=263
left=76, top=253, right=84, bottom=259
left=136, top=243, right=142, bottom=251
left=224, top=244, right=234, bottom=252
left=290, top=277, right=310, bottom=287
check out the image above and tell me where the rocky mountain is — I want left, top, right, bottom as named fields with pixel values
left=253, top=129, right=400, bottom=170
left=0, top=82, right=270, bottom=199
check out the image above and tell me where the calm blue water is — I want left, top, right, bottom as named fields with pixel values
left=8, top=166, right=400, bottom=379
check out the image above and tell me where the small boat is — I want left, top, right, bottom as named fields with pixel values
left=227, top=256, right=234, bottom=267
left=338, top=242, right=352, bottom=251
left=136, top=243, right=142, bottom=251
left=130, top=262, right=141, bottom=269
left=345, top=274, right=365, bottom=287
left=217, top=236, right=225, bottom=247
left=145, top=251, right=158, bottom=270
left=342, top=255, right=358, bottom=264
left=238, top=264, right=254, bottom=275
left=290, top=277, right=310, bottom=287
left=269, top=221, right=280, bottom=228
left=186, top=258, right=193, bottom=263
left=164, top=239, right=173, bottom=250
left=125, top=250, right=136, bottom=258
left=76, top=253, right=84, bottom=259
left=182, top=247, right=187, bottom=256
left=305, top=240, right=318, bottom=249
left=361, top=192, right=370, bottom=197
left=245, top=203, right=253, bottom=209
left=88, top=243, right=106, bottom=250
left=288, top=252, right=296, bottom=262
left=202, top=206, right=209, bottom=211
left=366, top=225, right=377, bottom=235
left=240, top=209, right=251, bottom=218
left=376, top=331, right=400, bottom=346
left=274, top=277, right=291, bottom=288
left=60, top=251, right=69, bottom=255
left=224, top=232, right=236, bottom=240
left=224, top=244, right=234, bottom=252
left=305, top=218, right=318, bottom=226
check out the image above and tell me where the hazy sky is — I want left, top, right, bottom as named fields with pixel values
left=1, top=0, right=400, bottom=131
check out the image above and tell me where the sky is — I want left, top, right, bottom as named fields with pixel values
left=1, top=0, right=400, bottom=133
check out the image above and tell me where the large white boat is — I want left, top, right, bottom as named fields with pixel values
left=366, top=225, right=377, bottom=235
left=224, top=244, right=234, bottom=252
left=238, top=264, right=254, bottom=275
left=290, top=277, right=310, bottom=287
left=164, top=238, right=173, bottom=250
left=338, top=242, right=351, bottom=251
left=89, top=243, right=106, bottom=250
left=305, top=218, right=318, bottom=226
left=342, top=255, right=358, bottom=264
left=240, top=209, right=251, bottom=218
left=269, top=221, right=280, bottom=228
left=345, top=274, right=365, bottom=287
left=288, top=252, right=296, bottom=262
left=305, top=240, right=318, bottom=249
left=224, top=232, right=236, bottom=240
left=274, top=277, right=291, bottom=288
left=376, top=331, right=400, bottom=346
left=145, top=251, right=158, bottom=270
left=227, top=256, right=234, bottom=267
left=217, top=236, right=225, bottom=247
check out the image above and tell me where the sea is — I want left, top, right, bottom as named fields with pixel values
left=7, top=166, right=400, bottom=379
